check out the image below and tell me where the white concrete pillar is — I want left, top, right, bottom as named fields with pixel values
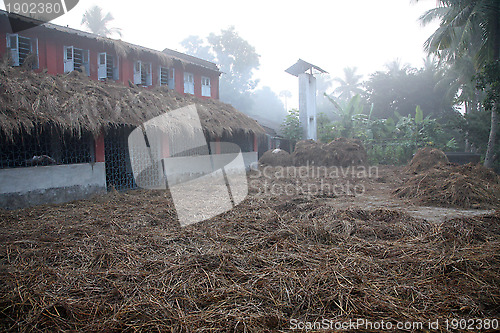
left=298, top=73, right=317, bottom=140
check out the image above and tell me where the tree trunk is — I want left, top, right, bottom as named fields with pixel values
left=464, top=101, right=471, bottom=152
left=484, top=107, right=498, bottom=168
left=484, top=4, right=500, bottom=168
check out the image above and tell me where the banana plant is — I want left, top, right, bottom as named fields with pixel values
left=324, top=93, right=365, bottom=138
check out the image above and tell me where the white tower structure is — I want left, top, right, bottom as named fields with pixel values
left=285, top=59, right=327, bottom=141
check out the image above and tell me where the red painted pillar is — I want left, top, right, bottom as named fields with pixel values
left=45, top=39, right=57, bottom=75
left=215, top=137, right=221, bottom=154
left=94, top=132, right=105, bottom=162
left=253, top=134, right=258, bottom=152
left=161, top=135, right=170, bottom=158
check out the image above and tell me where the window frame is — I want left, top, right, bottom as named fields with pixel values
left=98, top=52, right=119, bottom=80
left=201, top=76, right=211, bottom=97
left=184, top=72, right=194, bottom=94
left=134, top=60, right=152, bottom=86
left=6, top=33, right=38, bottom=68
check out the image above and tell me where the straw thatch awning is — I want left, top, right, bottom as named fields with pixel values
left=0, top=65, right=264, bottom=140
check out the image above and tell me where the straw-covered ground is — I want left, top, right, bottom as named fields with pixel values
left=0, top=166, right=499, bottom=332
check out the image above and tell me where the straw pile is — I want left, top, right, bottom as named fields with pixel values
left=0, top=65, right=263, bottom=140
left=1, top=185, right=498, bottom=331
left=292, top=138, right=367, bottom=167
left=258, top=149, right=293, bottom=166
left=406, top=147, right=449, bottom=174
left=394, top=163, right=500, bottom=209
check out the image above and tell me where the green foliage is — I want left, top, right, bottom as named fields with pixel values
left=318, top=94, right=458, bottom=164
left=476, top=60, right=500, bottom=111
left=325, top=94, right=366, bottom=138
left=332, top=67, right=364, bottom=101
left=419, top=0, right=500, bottom=168
left=366, top=106, right=458, bottom=165
left=248, top=86, right=286, bottom=127
left=280, top=109, right=303, bottom=141
left=365, top=63, right=456, bottom=121
left=367, top=144, right=410, bottom=165
left=464, top=109, right=500, bottom=163
left=415, top=105, right=423, bottom=124
left=81, top=6, right=122, bottom=37
left=317, top=113, right=336, bottom=143
left=181, top=27, right=260, bottom=113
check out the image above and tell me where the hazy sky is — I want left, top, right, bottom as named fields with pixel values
left=2, top=0, right=440, bottom=109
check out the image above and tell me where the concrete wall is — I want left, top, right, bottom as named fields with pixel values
left=163, top=152, right=257, bottom=174
left=0, top=162, right=106, bottom=210
left=137, top=152, right=257, bottom=187
left=298, top=73, right=317, bottom=140
left=242, top=152, right=258, bottom=170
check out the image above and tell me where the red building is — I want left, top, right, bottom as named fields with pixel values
left=0, top=10, right=220, bottom=99
left=0, top=10, right=263, bottom=209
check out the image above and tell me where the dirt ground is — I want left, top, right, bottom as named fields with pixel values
left=250, top=165, right=495, bottom=223
left=0, top=165, right=499, bottom=332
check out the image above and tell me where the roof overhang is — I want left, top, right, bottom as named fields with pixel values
left=285, top=59, right=328, bottom=77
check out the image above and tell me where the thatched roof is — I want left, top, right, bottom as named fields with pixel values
left=0, top=66, right=264, bottom=140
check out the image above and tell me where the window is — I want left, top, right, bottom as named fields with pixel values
left=159, top=67, right=175, bottom=89
left=159, top=67, right=168, bottom=86
left=184, top=72, right=194, bottom=94
left=201, top=76, right=211, bottom=97
left=134, top=61, right=152, bottom=86
left=98, top=52, right=119, bottom=80
left=6, top=34, right=38, bottom=68
left=64, top=46, right=90, bottom=75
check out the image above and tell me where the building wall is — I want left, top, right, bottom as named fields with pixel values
left=0, top=162, right=106, bottom=209
left=0, top=21, right=241, bottom=210
left=0, top=27, right=220, bottom=99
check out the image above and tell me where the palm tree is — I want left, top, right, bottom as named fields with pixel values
left=332, top=67, right=363, bottom=101
left=81, top=6, right=122, bottom=38
left=419, top=0, right=499, bottom=167
left=385, top=59, right=410, bottom=76
left=279, top=90, right=292, bottom=112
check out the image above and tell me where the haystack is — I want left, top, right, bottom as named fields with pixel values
left=292, top=138, right=367, bottom=167
left=323, top=138, right=367, bottom=167
left=394, top=163, right=500, bottom=209
left=406, top=147, right=449, bottom=174
left=259, top=149, right=292, bottom=166
left=291, top=140, right=323, bottom=166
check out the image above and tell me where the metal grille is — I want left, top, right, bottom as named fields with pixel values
left=74, top=48, right=89, bottom=75
left=159, top=67, right=168, bottom=86
left=223, top=133, right=253, bottom=153
left=106, top=54, right=114, bottom=80
left=0, top=128, right=93, bottom=169
left=18, top=36, right=32, bottom=65
left=104, top=126, right=138, bottom=190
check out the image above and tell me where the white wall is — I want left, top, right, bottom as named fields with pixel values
left=0, top=163, right=106, bottom=209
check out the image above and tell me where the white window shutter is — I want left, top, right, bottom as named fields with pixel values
left=7, top=34, right=20, bottom=66
left=146, top=63, right=152, bottom=86
left=113, top=56, right=119, bottom=80
left=183, top=73, right=189, bottom=93
left=33, top=38, right=39, bottom=69
left=184, top=72, right=194, bottom=94
left=133, top=61, right=141, bottom=84
left=63, top=46, right=74, bottom=73
left=202, top=76, right=211, bottom=97
left=168, top=68, right=175, bottom=89
left=84, top=50, right=90, bottom=76
left=98, top=52, right=107, bottom=80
